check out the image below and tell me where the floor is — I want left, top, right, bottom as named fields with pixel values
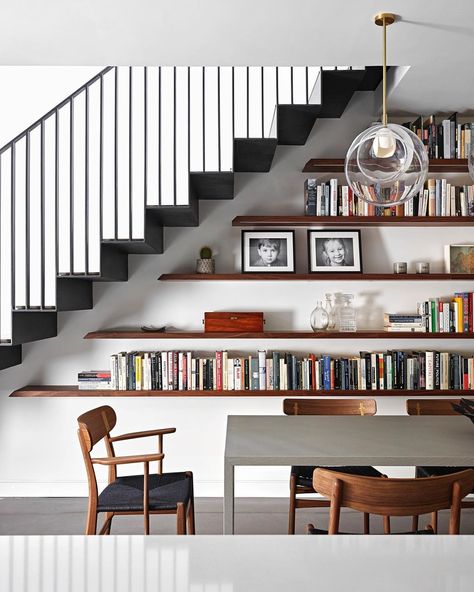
left=1, top=497, right=473, bottom=535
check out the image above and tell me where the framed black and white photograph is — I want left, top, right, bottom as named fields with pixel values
left=241, top=230, right=295, bottom=273
left=307, top=229, right=362, bottom=273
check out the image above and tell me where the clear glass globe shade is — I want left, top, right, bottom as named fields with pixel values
left=345, top=123, right=428, bottom=207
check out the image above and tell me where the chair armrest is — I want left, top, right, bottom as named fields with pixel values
left=92, top=453, right=164, bottom=466
left=109, top=428, right=176, bottom=442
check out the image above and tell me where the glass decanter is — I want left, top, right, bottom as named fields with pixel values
left=324, top=293, right=336, bottom=330
left=338, top=294, right=357, bottom=332
left=310, top=301, right=329, bottom=332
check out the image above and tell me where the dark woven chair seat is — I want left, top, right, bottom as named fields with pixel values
left=416, top=466, right=474, bottom=479
left=98, top=472, right=192, bottom=512
left=291, top=465, right=383, bottom=488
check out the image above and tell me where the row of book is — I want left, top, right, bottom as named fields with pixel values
left=304, top=178, right=474, bottom=217
left=77, top=350, right=474, bottom=392
left=385, top=293, right=474, bottom=334
left=404, top=113, right=472, bottom=159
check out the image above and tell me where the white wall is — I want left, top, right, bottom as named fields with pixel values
left=1, top=75, right=473, bottom=498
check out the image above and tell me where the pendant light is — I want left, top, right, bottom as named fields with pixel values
left=345, top=13, right=428, bottom=207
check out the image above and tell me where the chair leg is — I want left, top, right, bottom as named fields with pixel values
left=177, top=502, right=187, bottom=535
left=85, top=505, right=98, bottom=535
left=288, top=474, right=297, bottom=535
left=383, top=516, right=391, bottom=534
left=363, top=513, right=370, bottom=534
left=431, top=511, right=438, bottom=534
left=187, top=500, right=195, bottom=535
left=104, top=512, right=114, bottom=535
left=412, top=515, right=419, bottom=532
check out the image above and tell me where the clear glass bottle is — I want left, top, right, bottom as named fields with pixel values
left=310, top=301, right=329, bottom=332
left=324, top=293, right=336, bottom=330
left=338, top=294, right=357, bottom=332
left=332, top=292, right=344, bottom=331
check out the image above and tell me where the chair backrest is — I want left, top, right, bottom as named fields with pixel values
left=406, top=399, right=465, bottom=416
left=313, top=467, right=474, bottom=534
left=77, top=405, right=117, bottom=451
left=283, top=398, right=377, bottom=416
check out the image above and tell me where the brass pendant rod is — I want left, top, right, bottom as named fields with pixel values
left=382, top=15, right=387, bottom=125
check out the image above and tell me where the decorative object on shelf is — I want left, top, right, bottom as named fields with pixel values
left=307, top=229, right=362, bottom=273
left=324, top=293, right=336, bottom=330
left=338, top=294, right=358, bottom=332
left=241, top=230, right=295, bottom=273
left=203, top=312, right=264, bottom=333
left=393, top=262, right=408, bottom=274
left=445, top=244, right=474, bottom=274
left=141, top=325, right=167, bottom=333
left=196, top=246, right=215, bottom=274
left=344, top=12, right=428, bottom=207
left=451, top=398, right=474, bottom=424
left=416, top=262, right=430, bottom=274
left=310, top=302, right=329, bottom=332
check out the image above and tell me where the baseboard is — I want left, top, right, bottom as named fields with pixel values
left=0, top=480, right=291, bottom=498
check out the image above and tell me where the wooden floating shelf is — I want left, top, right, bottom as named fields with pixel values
left=10, top=386, right=474, bottom=398
left=303, top=158, right=469, bottom=173
left=232, top=215, right=474, bottom=228
left=158, top=273, right=474, bottom=282
left=84, top=330, right=474, bottom=340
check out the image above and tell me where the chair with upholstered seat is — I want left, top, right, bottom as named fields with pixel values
left=307, top=467, right=474, bottom=535
left=77, top=405, right=195, bottom=535
left=406, top=398, right=474, bottom=532
left=284, top=398, right=384, bottom=534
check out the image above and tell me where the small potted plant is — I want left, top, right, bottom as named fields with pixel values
left=196, top=246, right=215, bottom=274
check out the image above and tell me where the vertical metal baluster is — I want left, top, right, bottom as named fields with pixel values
left=40, top=120, right=45, bottom=308
left=305, top=67, right=309, bottom=104
left=70, top=98, right=74, bottom=274
left=85, top=86, right=90, bottom=275
left=11, top=143, right=16, bottom=310
left=173, top=66, right=176, bottom=206
left=231, top=67, right=234, bottom=170
left=217, top=67, right=221, bottom=171
left=187, top=67, right=190, bottom=179
left=129, top=66, right=133, bottom=240
left=144, top=67, right=148, bottom=208
left=291, top=66, right=294, bottom=104
left=99, top=75, right=104, bottom=241
left=202, top=67, right=205, bottom=171
left=25, top=131, right=30, bottom=306
left=276, top=67, right=279, bottom=104
left=261, top=67, right=264, bottom=138
left=158, top=67, right=161, bottom=206
left=114, top=67, right=118, bottom=240
left=55, top=111, right=59, bottom=279
left=246, top=67, right=249, bottom=138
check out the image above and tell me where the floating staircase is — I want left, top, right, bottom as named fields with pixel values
left=0, top=65, right=383, bottom=371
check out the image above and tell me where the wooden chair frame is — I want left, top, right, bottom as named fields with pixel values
left=284, top=398, right=378, bottom=535
left=307, top=467, right=474, bottom=535
left=406, top=398, right=474, bottom=532
left=77, top=405, right=195, bottom=535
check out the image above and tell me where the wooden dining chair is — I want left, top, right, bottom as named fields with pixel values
left=406, top=398, right=474, bottom=532
left=307, top=468, right=474, bottom=535
left=284, top=398, right=383, bottom=535
left=77, top=405, right=195, bottom=535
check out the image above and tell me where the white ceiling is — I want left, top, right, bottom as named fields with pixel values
left=1, top=0, right=474, bottom=114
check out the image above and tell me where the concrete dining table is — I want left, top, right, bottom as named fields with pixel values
left=224, top=414, right=474, bottom=534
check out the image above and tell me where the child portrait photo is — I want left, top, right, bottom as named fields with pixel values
left=308, top=229, right=362, bottom=273
left=241, top=230, right=295, bottom=273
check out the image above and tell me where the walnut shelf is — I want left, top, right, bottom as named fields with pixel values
left=158, top=273, right=474, bottom=282
left=84, top=330, right=474, bottom=340
left=303, top=158, right=469, bottom=173
left=10, top=386, right=473, bottom=398
left=232, top=216, right=474, bottom=228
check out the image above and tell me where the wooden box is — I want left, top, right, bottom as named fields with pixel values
left=203, top=312, right=264, bottom=333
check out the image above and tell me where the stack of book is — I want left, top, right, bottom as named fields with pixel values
left=384, top=314, right=426, bottom=333
left=102, top=350, right=474, bottom=392
left=304, top=178, right=474, bottom=218
left=403, top=113, right=472, bottom=159
left=78, top=370, right=111, bottom=390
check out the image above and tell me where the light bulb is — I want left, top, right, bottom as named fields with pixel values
left=371, top=126, right=396, bottom=158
